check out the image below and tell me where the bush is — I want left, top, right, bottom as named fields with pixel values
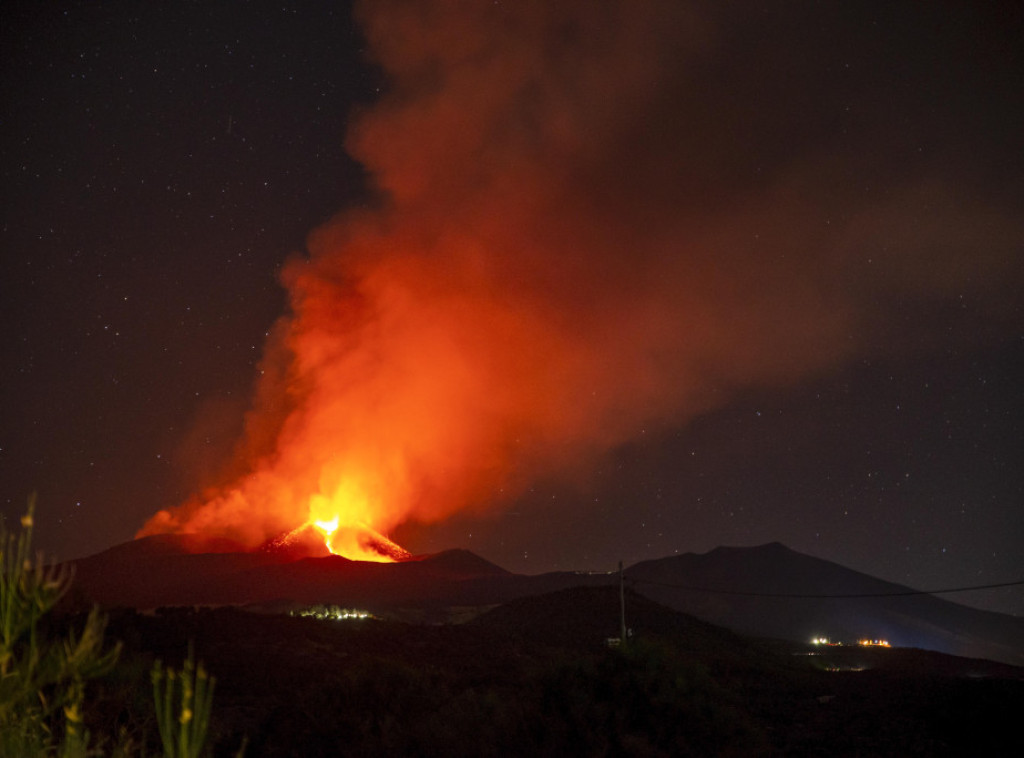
left=1, top=495, right=121, bottom=756
left=1, top=497, right=234, bottom=757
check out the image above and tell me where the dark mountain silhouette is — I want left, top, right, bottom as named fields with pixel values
left=471, top=584, right=758, bottom=660
left=62, top=538, right=1024, bottom=666
left=415, top=548, right=510, bottom=577
left=626, top=543, right=1024, bottom=667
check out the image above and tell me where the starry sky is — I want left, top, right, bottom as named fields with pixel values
left=2, top=1, right=1022, bottom=615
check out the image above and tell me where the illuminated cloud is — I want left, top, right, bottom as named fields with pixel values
left=140, top=1, right=1022, bottom=555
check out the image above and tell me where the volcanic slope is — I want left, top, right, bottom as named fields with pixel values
left=63, top=538, right=1024, bottom=665
left=626, top=543, right=1024, bottom=667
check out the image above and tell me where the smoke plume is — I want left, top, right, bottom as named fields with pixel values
left=139, top=1, right=1021, bottom=553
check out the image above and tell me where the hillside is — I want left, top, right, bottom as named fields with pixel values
left=627, top=543, right=1024, bottom=666
left=62, top=538, right=1024, bottom=666
left=85, top=587, right=1024, bottom=757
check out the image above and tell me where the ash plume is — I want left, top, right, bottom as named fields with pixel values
left=140, top=1, right=1022, bottom=551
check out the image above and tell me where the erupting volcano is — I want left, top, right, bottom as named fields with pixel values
left=134, top=1, right=1021, bottom=564
left=265, top=519, right=411, bottom=563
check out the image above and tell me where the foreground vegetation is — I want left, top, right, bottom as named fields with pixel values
left=1, top=500, right=223, bottom=757
left=88, top=595, right=1020, bottom=757
left=5, top=504, right=1023, bottom=756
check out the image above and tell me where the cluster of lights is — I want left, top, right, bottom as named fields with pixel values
left=811, top=636, right=891, bottom=648
left=293, top=605, right=373, bottom=621
left=857, top=639, right=891, bottom=647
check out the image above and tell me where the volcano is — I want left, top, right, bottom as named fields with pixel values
left=60, top=540, right=1024, bottom=667
left=260, top=522, right=411, bottom=563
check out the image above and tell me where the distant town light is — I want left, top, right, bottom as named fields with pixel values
left=292, top=604, right=373, bottom=621
left=811, top=636, right=892, bottom=647
left=811, top=637, right=836, bottom=646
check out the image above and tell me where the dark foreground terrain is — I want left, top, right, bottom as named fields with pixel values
left=67, top=539, right=1024, bottom=668
left=71, top=587, right=1022, bottom=757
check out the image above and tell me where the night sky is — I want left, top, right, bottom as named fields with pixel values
left=2, top=1, right=1022, bottom=615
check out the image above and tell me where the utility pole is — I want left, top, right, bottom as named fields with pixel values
left=619, top=560, right=627, bottom=645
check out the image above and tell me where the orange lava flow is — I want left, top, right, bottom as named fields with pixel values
left=308, top=508, right=411, bottom=563
left=305, top=486, right=408, bottom=562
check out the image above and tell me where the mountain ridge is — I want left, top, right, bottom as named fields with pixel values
left=60, top=538, right=1024, bottom=666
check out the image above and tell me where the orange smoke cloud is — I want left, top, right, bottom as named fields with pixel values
left=139, top=1, right=1021, bottom=556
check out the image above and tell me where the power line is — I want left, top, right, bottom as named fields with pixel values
left=625, top=576, right=1024, bottom=599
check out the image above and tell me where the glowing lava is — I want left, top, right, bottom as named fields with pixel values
left=298, top=484, right=412, bottom=561
left=309, top=515, right=411, bottom=563
left=313, top=516, right=340, bottom=535
left=261, top=507, right=412, bottom=563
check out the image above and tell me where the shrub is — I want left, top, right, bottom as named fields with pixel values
left=1, top=495, right=121, bottom=756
